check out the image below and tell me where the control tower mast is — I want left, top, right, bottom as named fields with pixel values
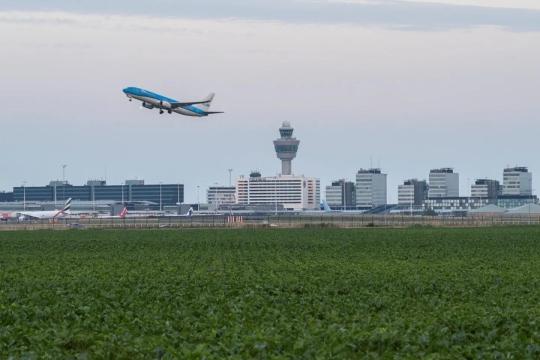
left=273, top=121, right=300, bottom=175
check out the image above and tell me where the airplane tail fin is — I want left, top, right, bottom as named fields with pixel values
left=322, top=200, right=332, bottom=212
left=187, top=207, right=194, bottom=217
left=169, top=93, right=221, bottom=114
left=197, top=93, right=214, bottom=111
left=119, top=206, right=128, bottom=219
left=62, top=198, right=72, bottom=212
left=54, top=198, right=72, bottom=218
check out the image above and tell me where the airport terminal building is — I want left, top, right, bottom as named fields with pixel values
left=11, top=180, right=184, bottom=208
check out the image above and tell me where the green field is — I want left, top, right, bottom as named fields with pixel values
left=1, top=228, right=540, bottom=358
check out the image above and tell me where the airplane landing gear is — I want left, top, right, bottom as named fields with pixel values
left=159, top=100, right=165, bottom=115
left=168, top=110, right=172, bottom=114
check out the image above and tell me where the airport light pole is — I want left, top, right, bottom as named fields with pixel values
left=214, top=182, right=219, bottom=211
left=22, top=181, right=27, bottom=210
left=529, top=189, right=535, bottom=225
left=159, top=182, right=163, bottom=212
left=228, top=169, right=233, bottom=187
left=343, top=179, right=347, bottom=211
left=197, top=185, right=200, bottom=212
left=274, top=178, right=277, bottom=215
left=62, top=165, right=67, bottom=201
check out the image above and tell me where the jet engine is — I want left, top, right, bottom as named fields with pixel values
left=142, top=102, right=154, bottom=109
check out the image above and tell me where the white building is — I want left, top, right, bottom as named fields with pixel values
left=428, top=168, right=459, bottom=198
left=326, top=185, right=342, bottom=208
left=470, top=179, right=499, bottom=201
left=471, top=184, right=489, bottom=198
left=502, top=167, right=532, bottom=196
left=325, top=180, right=356, bottom=210
left=398, top=185, right=414, bottom=206
left=398, top=179, right=428, bottom=206
left=356, top=169, right=387, bottom=208
left=207, top=186, right=236, bottom=207
left=236, top=173, right=320, bottom=211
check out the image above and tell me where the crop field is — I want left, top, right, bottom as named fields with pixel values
left=1, top=227, right=540, bottom=358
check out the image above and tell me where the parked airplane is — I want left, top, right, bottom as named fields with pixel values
left=181, top=207, right=194, bottom=217
left=122, top=87, right=223, bottom=117
left=1, top=211, right=17, bottom=221
left=97, top=206, right=129, bottom=219
left=313, top=200, right=366, bottom=214
left=100, top=206, right=194, bottom=219
left=18, top=198, right=72, bottom=220
left=156, top=207, right=194, bottom=217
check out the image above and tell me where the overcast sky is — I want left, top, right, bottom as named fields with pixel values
left=1, top=0, right=539, bottom=203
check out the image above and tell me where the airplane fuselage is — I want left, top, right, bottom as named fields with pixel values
left=18, top=210, right=66, bottom=220
left=123, top=87, right=210, bottom=117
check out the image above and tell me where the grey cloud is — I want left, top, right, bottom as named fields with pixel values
left=1, top=0, right=540, bottom=31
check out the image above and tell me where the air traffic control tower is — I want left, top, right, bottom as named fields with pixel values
left=273, top=121, right=300, bottom=175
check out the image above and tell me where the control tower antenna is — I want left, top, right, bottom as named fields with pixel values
left=273, top=121, right=300, bottom=176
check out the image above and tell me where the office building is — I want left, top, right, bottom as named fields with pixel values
left=428, top=168, right=459, bottom=198
left=207, top=186, right=236, bottom=207
left=502, top=167, right=532, bottom=196
left=398, top=179, right=428, bottom=206
left=325, top=179, right=356, bottom=210
left=325, top=184, right=342, bottom=208
left=236, top=172, right=320, bottom=211
left=471, top=179, right=500, bottom=202
left=274, top=121, right=300, bottom=176
left=356, top=168, right=387, bottom=209
left=12, top=180, right=184, bottom=208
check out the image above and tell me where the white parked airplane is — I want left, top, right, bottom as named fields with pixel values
left=1, top=211, right=18, bottom=221
left=97, top=206, right=129, bottom=219
left=123, top=87, right=223, bottom=117
left=179, top=207, right=194, bottom=217
left=99, top=206, right=194, bottom=219
left=18, top=198, right=72, bottom=220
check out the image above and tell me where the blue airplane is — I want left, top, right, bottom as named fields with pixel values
left=122, top=87, right=223, bottom=117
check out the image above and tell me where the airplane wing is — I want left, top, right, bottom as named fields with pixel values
left=170, top=101, right=212, bottom=109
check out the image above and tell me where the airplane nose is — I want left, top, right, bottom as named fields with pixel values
left=122, top=88, right=129, bottom=94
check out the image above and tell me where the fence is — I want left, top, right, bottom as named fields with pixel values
left=2, top=213, right=540, bottom=231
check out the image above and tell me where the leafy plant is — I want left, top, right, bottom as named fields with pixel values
left=1, top=227, right=540, bottom=358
